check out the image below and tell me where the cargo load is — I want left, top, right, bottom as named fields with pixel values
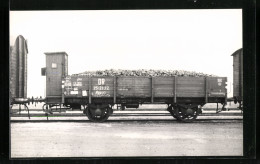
left=74, top=69, right=217, bottom=77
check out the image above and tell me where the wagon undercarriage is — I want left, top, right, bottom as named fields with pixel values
left=59, top=96, right=226, bottom=122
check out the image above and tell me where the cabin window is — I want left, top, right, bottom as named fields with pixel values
left=52, top=63, right=57, bottom=68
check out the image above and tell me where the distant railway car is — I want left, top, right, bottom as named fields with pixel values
left=9, top=35, right=28, bottom=101
left=231, top=48, right=243, bottom=108
left=43, top=52, right=227, bottom=122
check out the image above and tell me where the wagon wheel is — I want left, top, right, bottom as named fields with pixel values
left=42, top=104, right=53, bottom=114
left=174, top=105, right=198, bottom=122
left=42, top=103, right=47, bottom=112
left=238, top=101, right=243, bottom=112
left=167, top=105, right=180, bottom=120
left=86, top=106, right=110, bottom=122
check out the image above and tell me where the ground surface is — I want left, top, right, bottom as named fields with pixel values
left=11, top=112, right=243, bottom=158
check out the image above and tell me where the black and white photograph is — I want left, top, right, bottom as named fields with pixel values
left=9, top=9, right=244, bottom=158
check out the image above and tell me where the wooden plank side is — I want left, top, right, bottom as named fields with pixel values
left=64, top=76, right=88, bottom=97
left=117, top=77, right=151, bottom=97
left=233, top=54, right=240, bottom=97
left=207, top=77, right=227, bottom=97
left=176, top=77, right=205, bottom=97
left=153, top=77, right=174, bottom=97
left=117, top=77, right=134, bottom=97
left=91, top=77, right=114, bottom=97
left=46, top=54, right=63, bottom=97
left=113, top=77, right=116, bottom=103
left=240, top=51, right=243, bottom=97
left=232, top=50, right=243, bottom=98
left=64, top=76, right=227, bottom=99
left=64, top=76, right=115, bottom=97
left=133, top=77, right=150, bottom=97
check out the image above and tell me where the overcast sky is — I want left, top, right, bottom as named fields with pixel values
left=10, top=10, right=242, bottom=98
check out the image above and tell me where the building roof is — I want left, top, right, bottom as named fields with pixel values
left=231, top=48, right=243, bottom=56
left=10, top=35, right=29, bottom=54
left=44, top=52, right=68, bottom=56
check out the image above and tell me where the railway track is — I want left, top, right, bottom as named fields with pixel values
left=10, top=108, right=243, bottom=116
left=10, top=112, right=243, bottom=117
left=10, top=108, right=243, bottom=123
left=10, top=119, right=242, bottom=124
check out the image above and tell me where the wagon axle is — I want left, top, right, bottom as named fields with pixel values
left=167, top=104, right=201, bottom=122
left=84, top=104, right=113, bottom=122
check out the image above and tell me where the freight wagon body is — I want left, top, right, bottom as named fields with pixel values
left=43, top=52, right=227, bottom=122
left=64, top=76, right=227, bottom=105
left=62, top=75, right=227, bottom=122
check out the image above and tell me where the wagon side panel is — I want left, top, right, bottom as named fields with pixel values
left=207, top=77, right=227, bottom=97
left=232, top=48, right=243, bottom=99
left=176, top=77, right=205, bottom=97
left=91, top=77, right=114, bottom=97
left=64, top=76, right=90, bottom=97
left=233, top=52, right=240, bottom=97
left=153, top=77, right=174, bottom=97
left=116, top=77, right=134, bottom=97
left=46, top=54, right=64, bottom=97
left=133, top=77, right=151, bottom=97
left=117, top=77, right=151, bottom=98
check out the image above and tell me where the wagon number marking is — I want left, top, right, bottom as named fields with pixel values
left=98, top=78, right=105, bottom=85
left=93, top=86, right=109, bottom=90
left=93, top=78, right=109, bottom=90
left=217, top=78, right=222, bottom=86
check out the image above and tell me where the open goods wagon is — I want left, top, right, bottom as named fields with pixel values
left=63, top=76, right=227, bottom=122
left=43, top=52, right=227, bottom=122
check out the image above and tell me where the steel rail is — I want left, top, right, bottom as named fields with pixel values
left=10, top=118, right=243, bottom=123
left=10, top=112, right=243, bottom=117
